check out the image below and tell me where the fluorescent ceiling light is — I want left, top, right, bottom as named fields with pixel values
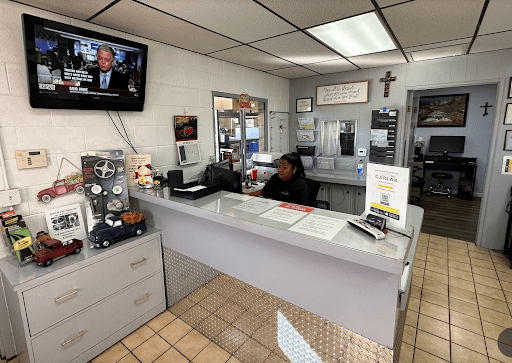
left=307, top=12, right=396, bottom=57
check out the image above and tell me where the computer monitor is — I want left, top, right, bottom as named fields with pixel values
left=211, top=166, right=242, bottom=193
left=429, top=136, right=465, bottom=156
left=213, top=159, right=231, bottom=170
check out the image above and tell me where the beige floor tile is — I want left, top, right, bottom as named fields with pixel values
left=421, top=289, right=449, bottom=308
left=187, top=286, right=212, bottom=303
left=450, top=325, right=487, bottom=355
left=91, top=342, right=129, bottom=363
left=214, top=301, right=245, bottom=323
left=499, top=270, right=512, bottom=283
left=414, top=330, right=450, bottom=361
left=403, top=325, right=417, bottom=345
left=448, top=246, right=469, bottom=255
left=470, top=251, right=492, bottom=261
left=448, top=267, right=473, bottom=282
left=196, top=313, right=230, bottom=340
left=477, top=293, right=510, bottom=314
left=419, top=300, right=449, bottom=322
left=485, top=337, right=512, bottom=363
left=471, top=258, right=495, bottom=269
left=147, top=311, right=177, bottom=332
left=174, top=330, right=211, bottom=360
left=180, top=304, right=212, bottom=328
left=449, top=297, right=480, bottom=318
left=264, top=353, right=289, bottom=363
left=449, top=259, right=472, bottom=273
left=412, top=275, right=424, bottom=288
left=480, top=306, right=512, bottom=328
left=116, top=353, right=140, bottom=363
left=400, top=342, right=414, bottom=363
left=448, top=253, right=471, bottom=263
left=252, top=322, right=279, bottom=350
left=473, top=265, right=498, bottom=279
left=416, top=251, right=427, bottom=261
left=413, top=266, right=425, bottom=278
left=482, top=320, right=511, bottom=340
left=232, top=310, right=265, bottom=336
left=406, top=309, right=419, bottom=328
left=417, top=246, right=428, bottom=254
left=475, top=283, right=506, bottom=301
left=233, top=338, right=271, bottom=363
left=417, top=314, right=449, bottom=340
left=428, top=248, right=447, bottom=258
left=448, top=238, right=467, bottom=245
left=132, top=335, right=171, bottom=363
left=213, top=326, right=249, bottom=355
left=153, top=348, right=188, bottom=363
left=426, top=255, right=448, bottom=267
left=227, top=357, right=242, bottom=363
left=502, top=280, right=512, bottom=294
left=425, top=262, right=448, bottom=275
left=450, top=343, right=488, bottom=363
left=468, top=244, right=489, bottom=253
left=415, top=259, right=426, bottom=269
left=158, top=318, right=193, bottom=345
left=492, top=255, right=509, bottom=265
left=496, top=261, right=512, bottom=271
left=449, top=276, right=476, bottom=292
left=411, top=285, right=422, bottom=299
left=409, top=296, right=421, bottom=312
left=422, top=279, right=448, bottom=296
left=450, top=310, right=483, bottom=335
left=169, top=297, right=195, bottom=316
left=449, top=286, right=477, bottom=305
left=413, top=348, right=449, bottom=362
left=121, top=325, right=155, bottom=351
left=429, top=239, right=448, bottom=248
left=473, top=274, right=503, bottom=289
left=198, top=292, right=227, bottom=313
left=424, top=269, right=449, bottom=285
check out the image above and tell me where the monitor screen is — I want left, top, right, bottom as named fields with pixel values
left=429, top=136, right=465, bottom=154
left=23, top=14, right=148, bottom=111
left=213, top=159, right=231, bottom=170
left=211, top=166, right=242, bottom=194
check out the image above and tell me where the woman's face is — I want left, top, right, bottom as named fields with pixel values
left=277, top=159, right=296, bottom=181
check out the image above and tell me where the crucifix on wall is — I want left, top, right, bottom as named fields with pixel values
left=379, top=71, right=396, bottom=97
left=480, top=102, right=493, bottom=116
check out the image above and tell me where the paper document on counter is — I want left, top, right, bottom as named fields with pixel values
left=232, top=198, right=280, bottom=214
left=288, top=214, right=347, bottom=241
left=259, top=203, right=312, bottom=224
left=174, top=185, right=206, bottom=192
left=223, top=193, right=253, bottom=201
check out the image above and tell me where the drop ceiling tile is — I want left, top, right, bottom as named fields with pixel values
left=304, top=58, right=359, bottom=74
left=209, top=46, right=294, bottom=71
left=382, top=0, right=485, bottom=48
left=404, top=38, right=472, bottom=53
left=470, top=31, right=512, bottom=54
left=347, top=49, right=406, bottom=69
left=375, top=0, right=409, bottom=8
left=138, top=0, right=296, bottom=43
left=251, top=31, right=340, bottom=65
left=267, top=66, right=319, bottom=79
left=14, top=0, right=112, bottom=20
left=478, top=0, right=512, bottom=36
left=408, top=44, right=468, bottom=62
left=257, top=0, right=375, bottom=29
left=91, top=0, right=240, bottom=54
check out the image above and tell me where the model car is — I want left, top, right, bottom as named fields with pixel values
left=37, top=178, right=84, bottom=203
left=89, top=212, right=147, bottom=248
left=32, top=238, right=83, bottom=267
left=180, top=126, right=194, bottom=138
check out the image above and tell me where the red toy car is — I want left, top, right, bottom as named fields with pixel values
left=180, top=126, right=194, bottom=138
left=32, top=238, right=83, bottom=267
left=37, top=179, right=84, bottom=203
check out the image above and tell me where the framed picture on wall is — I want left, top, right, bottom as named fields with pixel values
left=296, top=97, right=313, bottom=113
left=505, top=104, right=512, bottom=124
left=505, top=130, right=512, bottom=151
left=509, top=77, right=512, bottom=98
left=417, top=93, right=469, bottom=127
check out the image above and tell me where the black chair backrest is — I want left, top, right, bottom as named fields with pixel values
left=304, top=178, right=321, bottom=207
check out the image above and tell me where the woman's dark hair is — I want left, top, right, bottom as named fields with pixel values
left=280, top=152, right=305, bottom=179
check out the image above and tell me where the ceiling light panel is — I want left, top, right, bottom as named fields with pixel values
left=267, top=66, right=319, bottom=79
left=91, top=0, right=240, bottom=54
left=257, top=0, right=374, bottom=29
left=347, top=49, right=406, bottom=69
left=477, top=0, right=512, bottom=36
left=251, top=31, right=341, bottom=65
left=14, top=0, right=113, bottom=20
left=382, top=0, right=485, bottom=48
left=209, top=46, right=295, bottom=71
left=307, top=12, right=396, bottom=57
left=139, top=0, right=296, bottom=43
left=408, top=44, right=467, bottom=62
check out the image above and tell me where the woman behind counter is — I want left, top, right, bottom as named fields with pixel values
left=249, top=152, right=310, bottom=205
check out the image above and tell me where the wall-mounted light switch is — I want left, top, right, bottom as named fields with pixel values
left=357, top=148, right=367, bottom=157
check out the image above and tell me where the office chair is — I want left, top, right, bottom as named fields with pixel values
left=428, top=172, right=452, bottom=198
left=410, top=166, right=425, bottom=204
left=303, top=178, right=330, bottom=209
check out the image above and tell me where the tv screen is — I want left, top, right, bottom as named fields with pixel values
left=429, top=136, right=465, bottom=154
left=22, top=14, right=148, bottom=111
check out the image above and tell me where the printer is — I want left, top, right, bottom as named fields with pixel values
left=252, top=152, right=282, bottom=181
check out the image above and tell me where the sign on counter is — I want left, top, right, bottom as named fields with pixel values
left=259, top=203, right=313, bottom=224
left=288, top=214, right=347, bottom=241
left=232, top=198, right=280, bottom=214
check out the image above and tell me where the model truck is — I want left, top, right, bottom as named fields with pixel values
left=32, top=238, right=83, bottom=267
left=89, top=211, right=147, bottom=248
left=37, top=173, right=84, bottom=203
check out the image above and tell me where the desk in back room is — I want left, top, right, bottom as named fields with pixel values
left=423, top=155, right=477, bottom=200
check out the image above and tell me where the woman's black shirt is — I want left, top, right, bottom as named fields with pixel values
left=262, top=174, right=309, bottom=205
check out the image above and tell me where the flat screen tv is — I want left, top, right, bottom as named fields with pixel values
left=22, top=14, right=148, bottom=111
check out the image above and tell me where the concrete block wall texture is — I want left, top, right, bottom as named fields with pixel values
left=0, top=0, right=289, bottom=258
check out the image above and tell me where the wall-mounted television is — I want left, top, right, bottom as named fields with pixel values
left=22, top=14, right=148, bottom=111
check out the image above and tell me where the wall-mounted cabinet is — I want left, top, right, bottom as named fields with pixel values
left=318, top=183, right=366, bottom=215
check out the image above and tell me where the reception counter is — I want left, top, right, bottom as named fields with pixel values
left=128, top=187, right=423, bottom=352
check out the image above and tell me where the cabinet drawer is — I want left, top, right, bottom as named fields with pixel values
left=31, top=272, right=164, bottom=363
left=24, top=237, right=161, bottom=336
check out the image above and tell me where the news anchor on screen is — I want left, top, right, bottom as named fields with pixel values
left=89, top=44, right=128, bottom=90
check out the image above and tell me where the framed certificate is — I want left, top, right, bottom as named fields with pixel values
left=505, top=104, right=512, bottom=124
left=296, top=97, right=313, bottom=113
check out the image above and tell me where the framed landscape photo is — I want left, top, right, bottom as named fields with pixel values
left=296, top=97, right=313, bottom=113
left=417, top=93, right=469, bottom=127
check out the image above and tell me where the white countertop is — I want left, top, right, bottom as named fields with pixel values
left=129, top=187, right=423, bottom=275
left=305, top=170, right=366, bottom=186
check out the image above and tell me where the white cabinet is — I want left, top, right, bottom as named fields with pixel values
left=330, top=184, right=354, bottom=214
left=355, top=186, right=366, bottom=216
left=317, top=183, right=330, bottom=203
left=0, top=228, right=165, bottom=363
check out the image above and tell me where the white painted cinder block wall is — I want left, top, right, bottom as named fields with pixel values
left=0, top=0, right=290, bottom=258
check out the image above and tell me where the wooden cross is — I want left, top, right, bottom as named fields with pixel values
left=379, top=71, right=396, bottom=97
left=480, top=102, right=493, bottom=116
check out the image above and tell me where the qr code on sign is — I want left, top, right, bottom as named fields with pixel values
left=380, top=193, right=390, bottom=206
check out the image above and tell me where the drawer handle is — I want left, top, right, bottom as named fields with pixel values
left=61, top=331, right=84, bottom=346
left=134, top=293, right=150, bottom=304
left=55, top=290, right=78, bottom=302
left=130, top=258, right=147, bottom=267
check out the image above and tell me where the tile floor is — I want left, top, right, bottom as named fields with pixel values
left=6, top=233, right=512, bottom=363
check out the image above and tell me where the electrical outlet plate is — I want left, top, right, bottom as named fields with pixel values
left=0, top=189, right=21, bottom=208
left=15, top=149, right=47, bottom=169
left=358, top=148, right=367, bottom=157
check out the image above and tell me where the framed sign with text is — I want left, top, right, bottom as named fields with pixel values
left=316, top=81, right=369, bottom=106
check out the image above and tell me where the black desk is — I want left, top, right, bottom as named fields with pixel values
left=423, top=155, right=477, bottom=200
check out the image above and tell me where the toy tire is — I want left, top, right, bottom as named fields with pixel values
left=75, top=185, right=84, bottom=194
left=41, top=194, right=52, bottom=203
left=113, top=186, right=123, bottom=194
left=101, top=239, right=111, bottom=248
left=134, top=228, right=143, bottom=236
left=73, top=247, right=81, bottom=254
left=43, top=259, right=52, bottom=267
left=91, top=185, right=102, bottom=194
